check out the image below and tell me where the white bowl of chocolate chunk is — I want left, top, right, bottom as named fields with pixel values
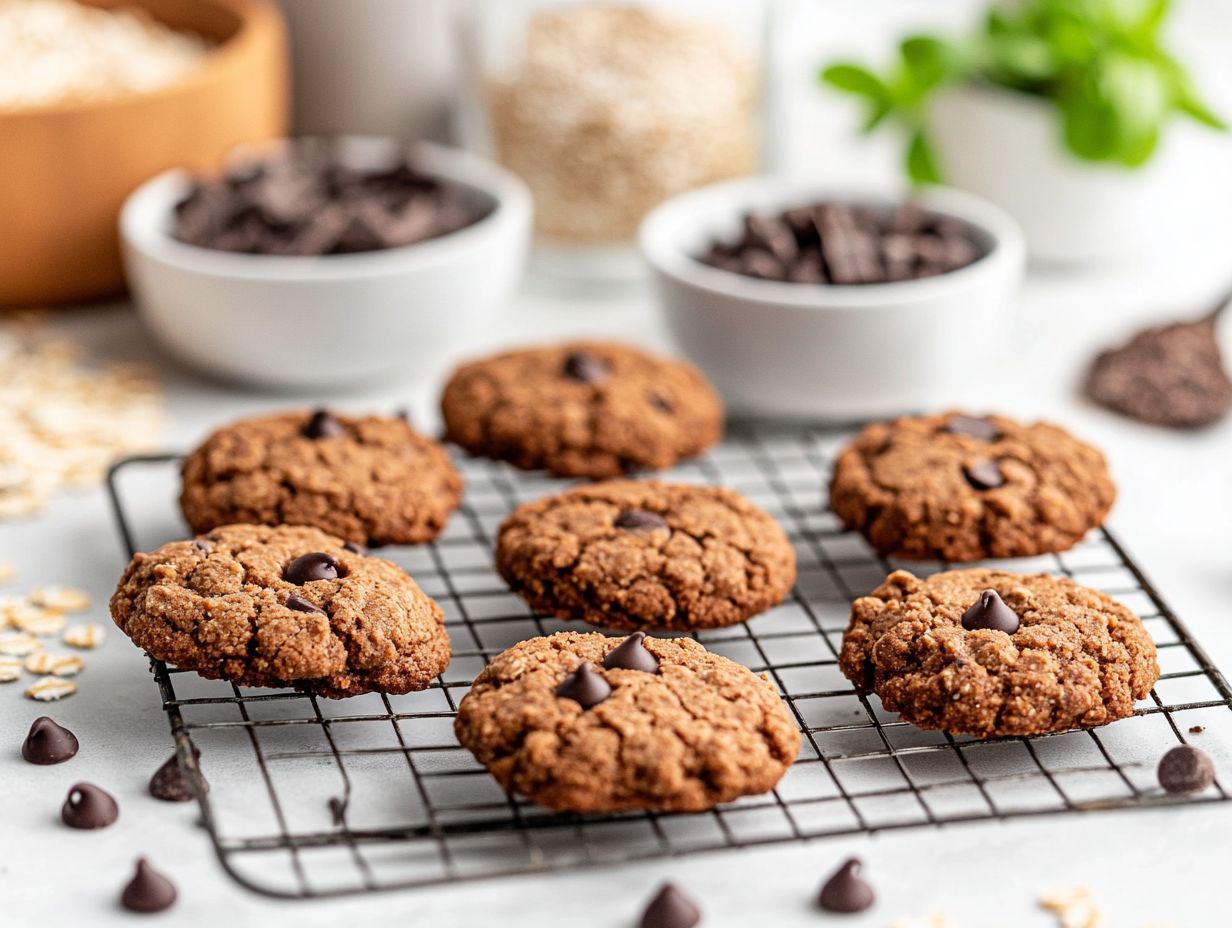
left=120, top=136, right=532, bottom=389
left=640, top=177, right=1025, bottom=419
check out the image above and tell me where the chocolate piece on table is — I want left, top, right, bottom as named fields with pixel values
left=614, top=509, right=669, bottom=533
left=640, top=883, right=702, bottom=928
left=22, top=716, right=79, bottom=765
left=150, top=751, right=208, bottom=802
left=818, top=857, right=876, bottom=914
left=121, top=859, right=178, bottom=913
left=554, top=662, right=612, bottom=709
left=284, top=552, right=341, bottom=585
left=963, top=459, right=1005, bottom=491
left=1157, top=745, right=1216, bottom=795
left=602, top=632, right=660, bottom=673
left=62, top=782, right=120, bottom=829
left=301, top=409, right=345, bottom=440
left=961, top=589, right=1020, bottom=634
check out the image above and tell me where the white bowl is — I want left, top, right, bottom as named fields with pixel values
left=639, top=178, right=1025, bottom=420
left=120, top=137, right=532, bottom=389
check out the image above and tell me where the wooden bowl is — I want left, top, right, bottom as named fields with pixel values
left=0, top=0, right=288, bottom=306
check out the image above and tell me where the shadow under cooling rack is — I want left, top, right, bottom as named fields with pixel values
left=105, top=423, right=1232, bottom=899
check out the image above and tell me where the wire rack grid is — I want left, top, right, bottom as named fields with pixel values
left=104, top=422, right=1232, bottom=899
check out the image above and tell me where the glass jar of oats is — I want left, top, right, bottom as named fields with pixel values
left=460, top=0, right=772, bottom=283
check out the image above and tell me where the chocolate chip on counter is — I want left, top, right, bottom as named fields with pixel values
left=1189, top=725, right=1205, bottom=734
left=640, top=883, right=702, bottom=928
left=22, top=716, right=79, bottom=765
left=614, top=509, right=669, bottom=533
left=285, top=594, right=327, bottom=616
left=963, top=459, right=1005, bottom=490
left=1157, top=745, right=1216, bottom=795
left=301, top=409, right=345, bottom=440
left=962, top=589, right=1020, bottom=634
left=818, top=857, right=875, bottom=914
left=602, top=632, right=660, bottom=674
left=284, top=552, right=341, bottom=585
left=563, top=350, right=610, bottom=385
left=555, top=662, right=611, bottom=709
left=61, top=782, right=119, bottom=829
left=343, top=541, right=367, bottom=556
left=150, top=751, right=208, bottom=803
left=945, top=414, right=1000, bottom=442
left=120, top=858, right=178, bottom=914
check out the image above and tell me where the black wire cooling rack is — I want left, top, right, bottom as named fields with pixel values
left=105, top=423, right=1232, bottom=899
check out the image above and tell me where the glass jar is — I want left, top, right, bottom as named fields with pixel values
left=459, top=0, right=773, bottom=285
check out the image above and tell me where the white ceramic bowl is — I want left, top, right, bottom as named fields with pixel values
left=639, top=178, right=1025, bottom=420
left=120, top=137, right=532, bottom=389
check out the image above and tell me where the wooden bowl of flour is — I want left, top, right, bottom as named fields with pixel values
left=0, top=0, right=288, bottom=306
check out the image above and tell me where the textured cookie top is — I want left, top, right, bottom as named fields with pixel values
left=440, top=341, right=723, bottom=477
left=496, top=480, right=797, bottom=631
left=454, top=632, right=801, bottom=812
left=840, top=569, right=1159, bottom=737
left=110, top=524, right=450, bottom=698
left=179, top=410, right=462, bottom=547
left=829, top=412, right=1115, bottom=562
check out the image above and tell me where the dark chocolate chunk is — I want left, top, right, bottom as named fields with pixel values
left=120, top=858, right=177, bottom=913
left=284, top=552, right=341, bottom=585
left=192, top=539, right=212, bottom=554
left=649, top=393, right=674, bottom=414
left=961, top=589, right=1020, bottom=634
left=602, top=632, right=660, bottom=673
left=555, top=662, right=611, bottom=709
left=1157, top=744, right=1216, bottom=795
left=963, top=459, right=1005, bottom=490
left=563, top=350, right=610, bottom=385
left=22, top=716, right=78, bottom=765
left=945, top=414, right=1000, bottom=442
left=614, top=509, right=669, bottom=533
left=343, top=540, right=367, bottom=556
left=61, top=782, right=119, bottom=829
left=640, top=883, right=701, bottom=928
left=818, top=858, right=875, bottom=914
left=1190, top=725, right=1205, bottom=734
left=149, top=751, right=207, bottom=803
left=285, top=594, right=327, bottom=615
left=301, top=409, right=345, bottom=440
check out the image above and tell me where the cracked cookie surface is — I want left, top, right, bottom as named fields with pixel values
left=496, top=480, right=796, bottom=631
left=829, top=412, right=1115, bottom=562
left=179, top=410, right=462, bottom=546
left=454, top=632, right=801, bottom=812
left=109, top=524, right=450, bottom=698
left=440, top=341, right=723, bottom=478
left=840, top=568, right=1158, bottom=737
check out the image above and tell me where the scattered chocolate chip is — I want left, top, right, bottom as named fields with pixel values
left=343, top=540, right=367, bottom=555
left=120, top=858, right=177, bottom=914
left=602, top=632, right=660, bottom=673
left=302, top=409, right=345, bottom=440
left=192, top=539, right=212, bottom=554
left=61, top=782, right=119, bottom=829
left=1157, top=744, right=1216, bottom=795
left=22, top=716, right=79, bottom=765
left=563, top=350, right=609, bottom=385
left=963, top=459, right=1005, bottom=490
left=284, top=552, right=341, bottom=585
left=945, top=414, right=1000, bottom=442
left=961, top=589, right=1020, bottom=634
left=149, top=751, right=207, bottom=802
left=614, top=509, right=669, bottom=533
left=285, top=594, right=327, bottom=616
left=640, top=883, right=701, bottom=928
left=555, top=662, right=611, bottom=709
left=1190, top=725, right=1205, bottom=734
left=818, top=857, right=875, bottom=914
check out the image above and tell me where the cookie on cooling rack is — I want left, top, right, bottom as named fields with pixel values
left=828, top=411, right=1115, bottom=562
left=110, top=524, right=450, bottom=698
left=439, top=341, right=723, bottom=478
left=454, top=632, right=801, bottom=812
left=839, top=568, right=1159, bottom=738
left=179, top=409, right=461, bottom=547
left=495, top=480, right=796, bottom=631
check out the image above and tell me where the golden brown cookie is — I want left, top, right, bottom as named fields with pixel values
left=109, top=524, right=450, bottom=698
left=454, top=632, right=801, bottom=812
left=179, top=409, right=461, bottom=547
left=439, top=341, right=723, bottom=478
left=839, top=568, right=1159, bottom=737
left=495, top=480, right=796, bottom=631
left=829, top=412, right=1116, bottom=562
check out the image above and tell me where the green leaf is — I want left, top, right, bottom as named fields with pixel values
left=1060, top=91, right=1120, bottom=160
left=821, top=64, right=890, bottom=102
left=905, top=128, right=943, bottom=185
left=1179, top=94, right=1228, bottom=130
left=900, top=36, right=963, bottom=92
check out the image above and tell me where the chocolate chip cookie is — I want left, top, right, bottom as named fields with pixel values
left=440, top=342, right=723, bottom=478
left=839, top=568, right=1159, bottom=737
left=829, top=412, right=1115, bottom=562
left=179, top=409, right=461, bottom=547
left=454, top=632, right=801, bottom=812
left=109, top=524, right=450, bottom=698
left=496, top=480, right=796, bottom=631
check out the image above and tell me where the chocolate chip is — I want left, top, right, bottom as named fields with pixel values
left=563, top=350, right=609, bottom=385
left=120, top=858, right=177, bottom=914
left=192, top=539, right=212, bottom=554
left=945, top=414, right=1000, bottom=441
left=614, top=509, right=669, bottom=533
left=343, top=540, right=367, bottom=555
left=555, top=662, right=611, bottom=709
left=640, top=883, right=701, bottom=928
left=602, top=632, right=659, bottom=673
left=963, top=459, right=1005, bottom=490
left=22, top=716, right=78, bottom=765
left=284, top=552, right=341, bottom=585
left=961, top=589, right=1020, bottom=634
left=285, top=594, right=327, bottom=616
left=149, top=751, right=207, bottom=802
left=1190, top=725, right=1205, bottom=734
left=818, top=857, right=875, bottom=914
left=61, top=782, right=119, bottom=829
left=302, top=409, right=345, bottom=440
left=649, top=393, right=674, bottom=413
left=1157, top=744, right=1216, bottom=795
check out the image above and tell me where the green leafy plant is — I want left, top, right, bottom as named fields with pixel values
left=821, top=0, right=1226, bottom=184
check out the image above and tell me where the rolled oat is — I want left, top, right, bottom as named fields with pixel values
left=25, top=675, right=77, bottom=701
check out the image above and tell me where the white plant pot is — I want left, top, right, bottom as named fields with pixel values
left=930, top=84, right=1223, bottom=265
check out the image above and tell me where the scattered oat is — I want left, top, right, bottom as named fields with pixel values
left=63, top=623, right=105, bottom=650
left=24, top=651, right=83, bottom=676
left=0, top=631, right=42, bottom=656
left=30, top=585, right=90, bottom=612
left=11, top=604, right=65, bottom=636
left=889, top=916, right=959, bottom=928
left=1040, top=887, right=1102, bottom=928
left=25, top=675, right=77, bottom=701
left=0, top=656, right=22, bottom=682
